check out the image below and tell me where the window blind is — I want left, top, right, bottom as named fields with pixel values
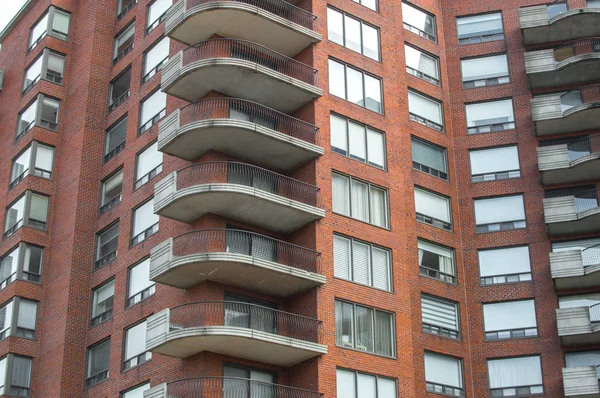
left=370, top=187, right=388, bottom=228
left=352, top=241, right=371, bottom=286
left=136, top=143, right=163, bottom=178
left=23, top=246, right=42, bottom=275
left=122, top=383, right=151, bottom=398
left=425, top=352, right=463, bottom=388
left=421, top=296, right=458, bottom=331
left=466, top=99, right=514, bottom=127
left=145, top=37, right=170, bottom=74
left=483, top=300, right=536, bottom=332
left=487, top=356, right=542, bottom=389
left=147, top=0, right=171, bottom=27
left=11, top=356, right=32, bottom=389
left=125, top=322, right=147, bottom=360
left=17, top=301, right=37, bottom=331
left=412, top=139, right=446, bottom=172
left=405, top=45, right=438, bottom=78
left=140, top=91, right=166, bottom=126
left=35, top=145, right=54, bottom=172
left=133, top=200, right=159, bottom=236
left=470, top=146, right=519, bottom=175
left=408, top=91, right=442, bottom=124
left=414, top=189, right=450, bottom=222
left=47, top=53, right=65, bottom=76
left=462, top=55, right=508, bottom=81
left=29, top=194, right=48, bottom=222
left=332, top=174, right=350, bottom=216
left=333, top=235, right=351, bottom=280
left=457, top=13, right=503, bottom=39
left=479, top=246, right=531, bottom=277
left=52, top=11, right=70, bottom=35
left=372, top=247, right=390, bottom=291
left=474, top=195, right=525, bottom=225
left=129, top=259, right=154, bottom=297
left=93, top=281, right=114, bottom=316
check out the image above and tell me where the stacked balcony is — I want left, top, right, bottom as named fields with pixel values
left=550, top=244, right=600, bottom=289
left=543, top=188, right=600, bottom=235
left=537, top=135, right=600, bottom=185
left=562, top=366, right=600, bottom=397
left=557, top=305, right=600, bottom=345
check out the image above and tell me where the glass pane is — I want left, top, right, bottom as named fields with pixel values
left=346, top=67, right=364, bottom=106
left=344, top=15, right=362, bottom=53
left=365, top=75, right=382, bottom=113
left=52, top=10, right=71, bottom=36
left=328, top=59, right=346, bottom=98
left=327, top=8, right=343, bottom=45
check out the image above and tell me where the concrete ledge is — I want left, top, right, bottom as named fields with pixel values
left=563, top=366, right=600, bottom=397
left=538, top=145, right=600, bottom=185
left=551, top=250, right=600, bottom=289
left=526, top=50, right=600, bottom=88
left=557, top=306, right=600, bottom=345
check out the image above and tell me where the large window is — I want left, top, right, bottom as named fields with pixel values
left=100, top=170, right=123, bottom=214
left=352, top=0, right=377, bottom=11
left=336, top=368, right=397, bottom=398
left=329, top=59, right=383, bottom=113
left=117, top=0, right=137, bottom=19
left=16, top=95, right=60, bottom=140
left=466, top=99, right=515, bottom=135
left=95, top=223, right=119, bottom=270
left=418, top=240, right=455, bottom=284
left=0, top=355, right=33, bottom=397
left=23, top=50, right=65, bottom=94
left=421, top=295, right=460, bottom=339
left=335, top=300, right=395, bottom=357
left=327, top=7, right=380, bottom=60
left=552, top=238, right=600, bottom=268
left=109, top=67, right=131, bottom=112
left=131, top=199, right=159, bottom=246
left=470, top=146, right=520, bottom=182
left=474, top=195, right=526, bottom=233
left=487, top=356, right=543, bottom=396
left=456, top=13, right=504, bottom=45
left=127, top=258, right=155, bottom=308
left=143, top=37, right=170, bottom=83
left=114, top=23, right=135, bottom=63
left=105, top=117, right=127, bottom=162
left=139, top=90, right=167, bottom=134
left=484, top=300, right=537, bottom=340
left=408, top=90, right=443, bottom=132
left=134, top=142, right=163, bottom=189
left=0, top=298, right=38, bottom=340
left=0, top=244, right=43, bottom=289
left=405, top=45, right=440, bottom=85
left=10, top=142, right=54, bottom=189
left=86, top=339, right=110, bottom=387
left=333, top=234, right=391, bottom=291
left=479, top=246, right=532, bottom=286
left=147, top=0, right=171, bottom=33
left=402, top=2, right=436, bottom=42
left=332, top=173, right=389, bottom=228
left=461, top=54, right=509, bottom=88
left=223, top=365, right=276, bottom=396
left=91, top=280, right=114, bottom=327
left=28, top=7, right=71, bottom=52
left=123, top=320, right=151, bottom=370
left=425, top=352, right=464, bottom=396
left=4, top=192, right=49, bottom=239
left=411, top=137, right=447, bottom=179
left=122, top=383, right=151, bottom=398
left=330, top=114, right=386, bottom=169
left=414, top=188, right=452, bottom=231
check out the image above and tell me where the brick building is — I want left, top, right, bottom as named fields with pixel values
left=0, top=0, right=598, bottom=396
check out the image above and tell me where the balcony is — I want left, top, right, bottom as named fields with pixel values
left=551, top=245, right=600, bottom=289
left=525, top=38, right=600, bottom=89
left=158, top=98, right=323, bottom=171
left=557, top=305, right=600, bottom=345
left=164, top=0, right=320, bottom=57
left=144, top=377, right=323, bottom=398
left=538, top=135, right=600, bottom=185
left=161, top=39, right=322, bottom=113
left=149, top=229, right=325, bottom=296
left=154, top=162, right=324, bottom=234
left=531, top=85, right=600, bottom=136
left=563, top=367, right=600, bottom=397
left=146, top=301, right=327, bottom=366
left=519, top=1, right=600, bottom=45
left=544, top=188, right=600, bottom=235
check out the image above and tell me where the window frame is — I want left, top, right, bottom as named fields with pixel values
left=474, top=194, right=527, bottom=233
left=418, top=239, right=456, bottom=285
left=465, top=98, right=516, bottom=135
left=99, top=169, right=124, bottom=214
left=0, top=243, right=44, bottom=290
left=469, top=145, right=521, bottom=183
left=411, top=136, right=448, bottom=180
left=407, top=89, right=444, bottom=132
left=90, top=279, right=115, bottom=327
left=22, top=49, right=65, bottom=95
left=108, top=66, right=132, bottom=112
left=352, top=0, right=378, bottom=12
left=330, top=112, right=387, bottom=170
left=0, top=297, right=38, bottom=341
left=479, top=245, right=533, bottom=286
left=401, top=1, right=437, bottom=42
left=104, top=116, right=128, bottom=163
left=456, top=12, right=505, bottom=45
left=486, top=355, right=545, bottom=397
left=404, top=43, right=440, bottom=86
left=117, top=0, right=138, bottom=20
left=16, top=94, right=61, bottom=141
left=461, top=53, right=510, bottom=89
left=414, top=187, right=452, bottom=231
left=0, top=354, right=33, bottom=396
left=126, top=257, right=155, bottom=308
left=3, top=191, right=49, bottom=239
left=94, top=221, right=120, bottom=270
left=327, top=6, right=381, bottom=61
left=142, top=36, right=170, bottom=83
left=138, top=89, right=167, bottom=135
left=10, top=141, right=55, bottom=189
left=424, top=351, right=465, bottom=396
left=146, top=0, right=170, bottom=34
left=120, top=382, right=151, bottom=398
left=122, top=319, right=152, bottom=371
left=113, top=21, right=136, bottom=64
left=421, top=294, right=460, bottom=340
left=332, top=172, right=390, bottom=229
left=336, top=367, right=398, bottom=398
left=130, top=198, right=159, bottom=247
left=328, top=58, right=384, bottom=114
left=27, top=6, right=71, bottom=53
left=86, top=338, right=111, bottom=388
left=134, top=141, right=163, bottom=190
left=483, top=299, right=538, bottom=341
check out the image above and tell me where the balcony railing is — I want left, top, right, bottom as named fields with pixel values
left=582, top=243, right=600, bottom=267
left=178, top=98, right=320, bottom=145
left=176, top=162, right=321, bottom=207
left=567, top=134, right=600, bottom=161
left=571, top=188, right=600, bottom=214
left=172, top=229, right=321, bottom=273
left=181, top=39, right=319, bottom=86
left=553, top=37, right=600, bottom=62
left=561, top=84, right=600, bottom=113
left=547, top=0, right=600, bottom=19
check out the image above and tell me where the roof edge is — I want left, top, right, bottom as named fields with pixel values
left=0, top=0, right=36, bottom=44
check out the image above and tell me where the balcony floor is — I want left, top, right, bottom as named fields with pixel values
left=535, top=106, right=600, bottom=136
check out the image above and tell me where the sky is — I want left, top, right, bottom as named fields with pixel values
left=0, top=0, right=28, bottom=33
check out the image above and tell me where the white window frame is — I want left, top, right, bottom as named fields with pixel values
left=327, top=7, right=380, bottom=60
left=474, top=195, right=526, bottom=233
left=332, top=173, right=390, bottom=228
left=479, top=246, right=532, bottom=286
left=483, top=300, right=538, bottom=340
left=330, top=113, right=386, bottom=169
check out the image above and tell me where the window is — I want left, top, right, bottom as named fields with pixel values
left=139, top=90, right=166, bottom=134
left=109, top=67, right=131, bottom=112
left=0, top=355, right=33, bottom=397
left=91, top=280, right=114, bottom=327
left=424, top=352, right=464, bottom=396
left=86, top=339, right=110, bottom=387
left=335, top=301, right=395, bottom=357
left=95, top=223, right=119, bottom=269
left=10, top=142, right=55, bottom=188
left=418, top=240, right=455, bottom=284
left=414, top=188, right=452, bottom=231
left=134, top=142, right=163, bottom=189
left=559, top=293, right=600, bottom=316
left=22, top=56, right=42, bottom=94
left=466, top=99, right=515, bottom=135
left=28, top=7, right=71, bottom=52
left=405, top=45, right=440, bottom=85
left=334, top=234, right=391, bottom=291
left=328, top=59, right=383, bottom=113
left=16, top=95, right=60, bottom=140
left=352, top=0, right=377, bottom=11
left=143, top=37, right=170, bottom=82
left=545, top=185, right=598, bottom=214
left=51, top=9, right=71, bottom=40
left=105, top=117, right=127, bottom=162
left=402, top=2, right=436, bottom=42
left=224, top=293, right=277, bottom=333
left=474, top=195, right=526, bottom=233
left=117, top=0, right=137, bottom=19
left=421, top=295, right=460, bottom=339
left=0, top=298, right=38, bottom=340
left=127, top=258, right=155, bottom=307
left=330, top=114, right=386, bottom=169
left=470, top=146, right=520, bottom=182
left=131, top=199, right=159, bottom=246
left=0, top=244, right=43, bottom=289
left=461, top=54, right=509, bottom=88
left=566, top=351, right=600, bottom=378
left=332, top=173, right=389, bottom=228
left=411, top=137, right=447, bottom=179
left=484, top=300, right=537, bottom=340
left=4, top=192, right=49, bottom=238
left=147, top=0, right=171, bottom=33
left=327, top=7, right=380, bottom=60
left=114, top=23, right=135, bottom=63
left=22, top=50, right=65, bottom=94
left=457, top=13, right=504, bottom=45
left=553, top=238, right=600, bottom=268
left=479, top=246, right=532, bottom=286
left=28, top=12, right=49, bottom=51
left=408, top=90, right=443, bottom=132
left=336, top=368, right=397, bottom=398
left=123, top=321, right=151, bottom=370
left=122, top=383, right=151, bottom=398
left=100, top=170, right=123, bottom=214
left=223, top=364, right=276, bottom=395
left=487, top=356, right=543, bottom=396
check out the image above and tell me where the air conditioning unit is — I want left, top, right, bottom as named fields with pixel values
left=356, top=344, right=368, bottom=351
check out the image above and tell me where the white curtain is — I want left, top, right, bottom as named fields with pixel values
left=332, top=174, right=350, bottom=216
left=372, top=247, right=390, bottom=291
left=351, top=180, right=369, bottom=222
left=414, top=189, right=450, bottom=222
left=52, top=10, right=70, bottom=35
left=483, top=300, right=536, bottom=332
left=330, top=114, right=348, bottom=154
left=470, top=146, right=519, bottom=175
left=370, top=187, right=387, bottom=228
left=488, top=356, right=542, bottom=389
left=479, top=246, right=531, bottom=277
left=377, top=377, right=396, bottom=398
left=144, top=37, right=170, bottom=74
left=349, top=121, right=366, bottom=161
left=355, top=306, right=374, bottom=352
left=474, top=195, right=525, bottom=225
left=35, top=145, right=54, bottom=172
left=367, top=128, right=385, bottom=168
left=408, top=91, right=442, bottom=124
left=47, top=53, right=65, bottom=75
left=462, top=54, right=508, bottom=81
left=29, top=194, right=49, bottom=223
left=333, top=235, right=351, bottom=280
left=425, top=352, right=463, bottom=388
left=11, top=356, right=32, bottom=389
left=357, top=373, right=376, bottom=398
left=466, top=99, right=514, bottom=127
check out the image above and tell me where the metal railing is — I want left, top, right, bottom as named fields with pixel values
left=113, top=42, right=134, bottom=65
left=582, top=243, right=600, bottom=267
left=117, top=0, right=137, bottom=20
left=168, top=301, right=322, bottom=343
left=172, top=229, right=321, bottom=273
left=561, top=84, right=600, bottom=112
left=480, top=272, right=532, bottom=286
left=139, top=108, right=166, bottom=135
left=126, top=285, right=155, bottom=308
left=164, top=377, right=323, bottom=398
left=99, top=194, right=122, bottom=215
left=485, top=327, right=538, bottom=340
left=547, top=0, right=569, bottom=19
left=108, top=90, right=130, bottom=112
left=566, top=134, right=599, bottom=161
left=416, top=212, right=452, bottom=231
left=422, top=323, right=460, bottom=340
left=419, top=266, right=456, bottom=284
left=90, top=308, right=113, bottom=327
left=403, top=22, right=436, bottom=42
left=426, top=382, right=464, bottom=397
left=554, top=37, right=600, bottom=62
left=104, top=141, right=126, bottom=163
left=490, top=385, right=543, bottom=397
left=409, top=112, right=443, bottom=132
left=146, top=11, right=167, bottom=34
left=182, top=39, right=318, bottom=86
left=186, top=0, right=317, bottom=30
left=572, top=188, right=599, bottom=214
left=134, top=164, right=162, bottom=190
left=131, top=222, right=159, bottom=246
left=142, top=56, right=169, bottom=83
left=471, top=169, right=521, bottom=183
left=175, top=162, right=321, bottom=207
left=0, top=272, right=17, bottom=291
left=85, top=370, right=109, bottom=388
left=179, top=98, right=319, bottom=145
